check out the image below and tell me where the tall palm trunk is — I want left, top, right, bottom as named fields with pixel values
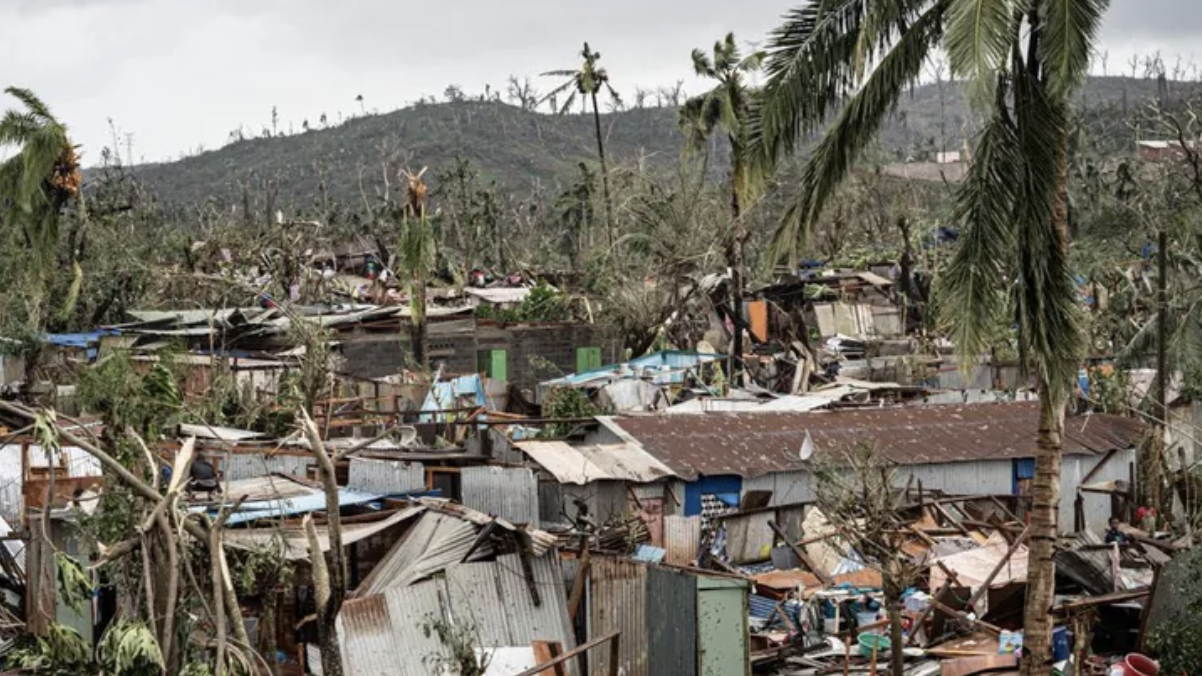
left=590, top=90, right=615, bottom=248
left=1020, top=139, right=1071, bottom=676
left=729, top=153, right=745, bottom=388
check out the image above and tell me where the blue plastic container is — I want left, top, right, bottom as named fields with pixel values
left=1052, top=626, right=1072, bottom=661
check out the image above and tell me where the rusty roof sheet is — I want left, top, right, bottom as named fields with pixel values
left=612, top=403, right=1144, bottom=480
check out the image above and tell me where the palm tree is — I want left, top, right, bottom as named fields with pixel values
left=0, top=87, right=82, bottom=328
left=753, top=2, right=1108, bottom=674
left=681, top=33, right=763, bottom=387
left=399, top=167, right=435, bottom=369
left=542, top=43, right=620, bottom=247
left=0, top=87, right=80, bottom=265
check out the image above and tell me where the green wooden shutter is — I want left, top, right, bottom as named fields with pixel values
left=489, top=349, right=508, bottom=382
left=477, top=349, right=508, bottom=381
left=576, top=346, right=602, bottom=373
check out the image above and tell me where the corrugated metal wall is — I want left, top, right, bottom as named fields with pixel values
left=338, top=582, right=446, bottom=676
left=446, top=554, right=578, bottom=676
left=647, top=566, right=697, bottom=675
left=460, top=466, right=538, bottom=525
left=663, top=515, right=701, bottom=566
left=895, top=459, right=1014, bottom=497
left=588, top=556, right=648, bottom=676
left=697, top=576, right=750, bottom=676
left=225, top=453, right=313, bottom=481
left=1061, top=448, right=1135, bottom=533
left=340, top=555, right=577, bottom=676
left=739, top=471, right=813, bottom=506
left=542, top=481, right=629, bottom=527
left=347, top=458, right=425, bottom=495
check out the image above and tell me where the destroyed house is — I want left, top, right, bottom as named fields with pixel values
left=576, top=402, right=1144, bottom=534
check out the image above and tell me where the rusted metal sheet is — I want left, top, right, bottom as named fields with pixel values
left=338, top=580, right=446, bottom=676
left=515, top=440, right=676, bottom=484
left=664, top=515, right=701, bottom=566
left=588, top=556, right=648, bottom=676
left=647, top=566, right=697, bottom=676
left=460, top=466, right=538, bottom=525
left=224, top=453, right=312, bottom=481
left=347, top=457, right=425, bottom=495
left=614, top=403, right=1144, bottom=479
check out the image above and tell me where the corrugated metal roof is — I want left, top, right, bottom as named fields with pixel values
left=612, top=403, right=1145, bottom=480
left=464, top=287, right=532, bottom=304
left=355, top=511, right=491, bottom=596
left=191, top=476, right=383, bottom=525
left=516, top=440, right=677, bottom=485
left=180, top=424, right=268, bottom=441
left=224, top=506, right=424, bottom=560
left=224, top=453, right=313, bottom=482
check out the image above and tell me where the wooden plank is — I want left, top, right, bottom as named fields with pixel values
left=769, top=520, right=832, bottom=585
left=940, top=655, right=1018, bottom=676
left=510, top=631, right=620, bottom=676
left=531, top=641, right=566, bottom=676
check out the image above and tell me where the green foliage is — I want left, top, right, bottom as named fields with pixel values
left=56, top=553, right=91, bottom=614
left=539, top=387, right=601, bottom=438
left=97, top=619, right=164, bottom=676
left=422, top=614, right=490, bottom=676
left=7, top=622, right=91, bottom=675
left=77, top=351, right=181, bottom=436
left=232, top=540, right=294, bottom=597
left=1146, top=551, right=1202, bottom=675
left=475, top=282, right=570, bottom=323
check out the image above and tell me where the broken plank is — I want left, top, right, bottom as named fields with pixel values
left=769, top=520, right=832, bottom=585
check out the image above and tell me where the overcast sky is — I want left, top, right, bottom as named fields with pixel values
left=1, top=0, right=1197, bottom=164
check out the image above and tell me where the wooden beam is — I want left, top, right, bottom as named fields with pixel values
left=769, top=520, right=832, bottom=585
left=961, top=526, right=1031, bottom=613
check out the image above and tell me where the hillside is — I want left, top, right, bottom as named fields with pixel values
left=132, top=77, right=1180, bottom=210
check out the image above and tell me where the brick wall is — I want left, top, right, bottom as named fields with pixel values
left=338, top=318, right=618, bottom=388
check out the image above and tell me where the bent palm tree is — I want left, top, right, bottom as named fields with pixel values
left=0, top=87, right=80, bottom=265
left=754, top=2, right=1108, bottom=674
left=542, top=43, right=620, bottom=247
left=681, top=33, right=763, bottom=387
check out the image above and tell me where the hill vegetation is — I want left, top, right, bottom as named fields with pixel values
left=132, top=76, right=1183, bottom=211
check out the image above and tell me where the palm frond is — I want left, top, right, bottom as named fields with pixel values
left=4, top=87, right=57, bottom=124
left=945, top=0, right=1022, bottom=96
left=692, top=48, right=716, bottom=78
left=753, top=0, right=937, bottom=171
left=1011, top=66, right=1082, bottom=395
left=0, top=111, right=41, bottom=147
left=1038, top=0, right=1109, bottom=99
left=938, top=91, right=1023, bottom=366
left=768, top=1, right=945, bottom=263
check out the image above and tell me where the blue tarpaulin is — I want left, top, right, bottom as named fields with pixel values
left=44, top=329, right=120, bottom=360
left=192, top=488, right=384, bottom=525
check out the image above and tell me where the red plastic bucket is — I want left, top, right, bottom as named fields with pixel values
left=1121, top=654, right=1160, bottom=676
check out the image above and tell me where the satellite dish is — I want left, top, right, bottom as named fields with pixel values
left=799, top=430, right=814, bottom=462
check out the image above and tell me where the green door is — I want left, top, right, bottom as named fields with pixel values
left=576, top=346, right=602, bottom=373
left=477, top=349, right=508, bottom=382
left=697, top=576, right=749, bottom=676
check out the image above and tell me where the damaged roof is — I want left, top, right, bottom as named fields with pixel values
left=609, top=402, right=1145, bottom=480
left=516, top=440, right=677, bottom=485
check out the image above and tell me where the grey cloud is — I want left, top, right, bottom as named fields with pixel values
left=0, top=0, right=1195, bottom=162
